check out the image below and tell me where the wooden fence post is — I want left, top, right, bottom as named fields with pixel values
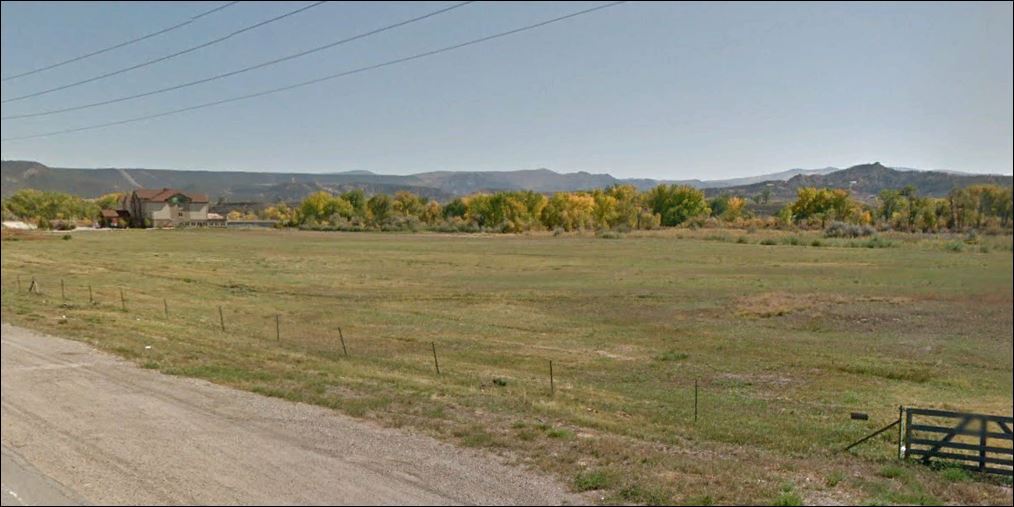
left=61, top=279, right=65, bottom=303
left=219, top=306, right=226, bottom=332
left=978, top=416, right=988, bottom=472
left=338, top=327, right=348, bottom=358
left=120, top=288, right=126, bottom=311
left=431, top=342, right=440, bottom=375
left=275, top=314, right=280, bottom=341
left=17, top=274, right=21, bottom=292
left=694, top=379, right=699, bottom=423
left=549, top=360, right=554, bottom=396
left=897, top=406, right=904, bottom=459
left=163, top=298, right=169, bottom=318
left=904, top=409, right=913, bottom=459
left=89, top=285, right=94, bottom=304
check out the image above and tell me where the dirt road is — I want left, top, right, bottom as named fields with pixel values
left=0, top=323, right=578, bottom=505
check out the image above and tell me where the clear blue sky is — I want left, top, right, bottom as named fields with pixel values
left=1, top=1, right=1011, bottom=178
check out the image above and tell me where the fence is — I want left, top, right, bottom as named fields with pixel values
left=1, top=273, right=703, bottom=418
left=904, top=408, right=1013, bottom=476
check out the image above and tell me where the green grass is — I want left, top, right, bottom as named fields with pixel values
left=2, top=227, right=1011, bottom=505
left=773, top=484, right=803, bottom=506
left=574, top=469, right=613, bottom=491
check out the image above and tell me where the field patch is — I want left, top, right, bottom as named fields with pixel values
left=2, top=229, right=1011, bottom=505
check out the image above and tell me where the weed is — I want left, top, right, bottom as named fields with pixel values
left=877, top=464, right=906, bottom=479
left=574, top=470, right=611, bottom=491
left=773, top=484, right=803, bottom=506
left=546, top=427, right=574, bottom=439
left=655, top=350, right=689, bottom=362
left=826, top=470, right=845, bottom=488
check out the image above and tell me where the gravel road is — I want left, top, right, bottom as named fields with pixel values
left=0, top=323, right=579, bottom=505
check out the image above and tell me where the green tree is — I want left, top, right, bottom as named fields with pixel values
left=367, top=193, right=393, bottom=224
left=645, top=185, right=710, bottom=226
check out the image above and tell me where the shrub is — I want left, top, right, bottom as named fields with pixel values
left=61, top=234, right=72, bottom=240
left=736, top=236, right=748, bottom=244
left=824, top=221, right=875, bottom=238
left=945, top=240, right=964, bottom=252
left=760, top=238, right=778, bottom=246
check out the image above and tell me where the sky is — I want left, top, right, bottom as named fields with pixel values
left=1, top=1, right=1011, bottom=179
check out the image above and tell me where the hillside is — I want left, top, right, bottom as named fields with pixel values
left=2, top=160, right=1010, bottom=202
left=705, top=163, right=1013, bottom=201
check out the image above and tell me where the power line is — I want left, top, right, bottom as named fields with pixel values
left=1, top=1, right=626, bottom=142
left=0, top=2, right=241, bottom=82
left=2, top=1, right=475, bottom=121
left=1, top=1, right=328, bottom=104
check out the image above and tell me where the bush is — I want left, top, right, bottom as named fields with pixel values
left=61, top=234, right=72, bottom=240
left=945, top=240, right=964, bottom=252
left=760, top=238, right=778, bottom=246
left=824, top=221, right=875, bottom=238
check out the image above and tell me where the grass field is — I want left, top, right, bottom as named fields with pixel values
left=2, top=228, right=1012, bottom=505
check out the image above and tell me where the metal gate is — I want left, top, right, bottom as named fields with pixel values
left=903, top=408, right=1013, bottom=476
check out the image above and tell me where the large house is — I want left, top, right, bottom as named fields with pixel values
left=121, top=188, right=210, bottom=228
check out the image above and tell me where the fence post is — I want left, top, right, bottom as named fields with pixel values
left=549, top=360, right=554, bottom=396
left=431, top=342, right=440, bottom=375
left=979, top=416, right=987, bottom=472
left=275, top=314, right=280, bottom=341
left=61, top=279, right=65, bottom=303
left=897, top=405, right=904, bottom=459
left=694, top=379, right=699, bottom=423
left=338, top=327, right=348, bottom=358
left=219, top=306, right=226, bottom=332
left=17, top=274, right=21, bottom=292
left=120, top=288, right=126, bottom=311
left=89, top=285, right=94, bottom=304
left=163, top=298, right=168, bottom=318
left=904, top=409, right=913, bottom=459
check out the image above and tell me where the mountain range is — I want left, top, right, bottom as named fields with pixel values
left=1, top=160, right=1010, bottom=203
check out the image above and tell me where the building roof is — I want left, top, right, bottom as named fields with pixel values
left=133, top=188, right=209, bottom=203
left=100, top=209, right=120, bottom=218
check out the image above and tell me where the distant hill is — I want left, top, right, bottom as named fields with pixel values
left=2, top=160, right=1009, bottom=203
left=704, top=162, right=1013, bottom=201
left=697, top=167, right=841, bottom=188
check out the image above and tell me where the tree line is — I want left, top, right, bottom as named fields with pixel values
left=272, top=184, right=1011, bottom=234
left=2, top=184, right=1010, bottom=233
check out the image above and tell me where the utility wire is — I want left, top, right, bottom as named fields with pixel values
left=2, top=1, right=475, bottom=121
left=1, top=1, right=328, bottom=104
left=0, top=2, right=240, bottom=82
left=1, top=1, right=626, bottom=142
